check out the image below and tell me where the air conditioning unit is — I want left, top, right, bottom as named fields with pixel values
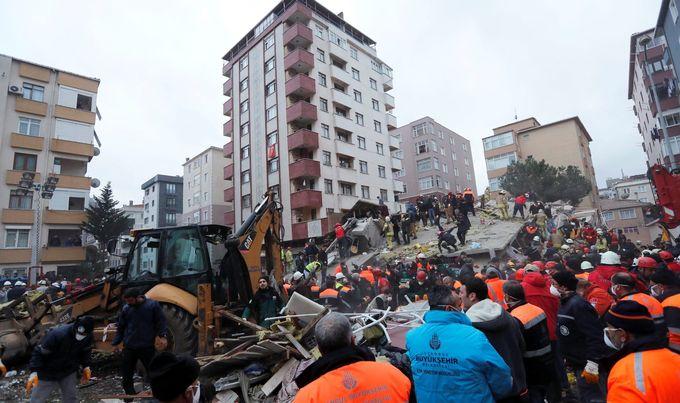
left=8, top=85, right=23, bottom=95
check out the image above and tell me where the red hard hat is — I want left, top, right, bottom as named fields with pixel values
left=637, top=256, right=657, bottom=269
left=545, top=261, right=558, bottom=270
left=659, top=250, right=673, bottom=261
left=531, top=261, right=545, bottom=271
left=335, top=223, right=341, bottom=227
left=515, top=268, right=525, bottom=281
left=583, top=247, right=590, bottom=254
left=416, top=271, right=427, bottom=281
left=335, top=265, right=343, bottom=274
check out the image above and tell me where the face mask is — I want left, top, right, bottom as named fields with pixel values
left=604, top=329, right=621, bottom=350
left=549, top=285, right=561, bottom=297
left=610, top=285, right=618, bottom=297
left=650, top=285, right=662, bottom=297
left=192, top=383, right=201, bottom=403
left=75, top=333, right=86, bottom=341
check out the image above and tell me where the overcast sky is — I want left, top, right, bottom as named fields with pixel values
left=1, top=0, right=659, bottom=204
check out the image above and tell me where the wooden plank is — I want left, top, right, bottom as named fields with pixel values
left=277, top=325, right=311, bottom=359
left=262, top=358, right=298, bottom=396
left=218, top=309, right=267, bottom=332
left=259, top=340, right=288, bottom=353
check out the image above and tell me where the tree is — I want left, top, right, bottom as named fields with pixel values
left=81, top=182, right=130, bottom=254
left=500, top=159, right=591, bottom=206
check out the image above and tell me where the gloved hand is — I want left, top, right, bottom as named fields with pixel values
left=581, top=360, right=599, bottom=384
left=25, top=372, right=38, bottom=397
left=154, top=336, right=168, bottom=351
left=81, top=367, right=91, bottom=384
left=0, top=359, right=6, bottom=377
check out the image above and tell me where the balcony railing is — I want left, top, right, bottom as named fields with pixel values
left=283, top=23, right=313, bottom=48
left=290, top=189, right=322, bottom=209
left=289, top=158, right=321, bottom=179
left=284, top=48, right=314, bottom=74
left=288, top=129, right=319, bottom=151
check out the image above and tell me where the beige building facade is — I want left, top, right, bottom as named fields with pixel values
left=0, top=54, right=101, bottom=277
left=600, top=199, right=660, bottom=245
left=182, top=147, right=232, bottom=226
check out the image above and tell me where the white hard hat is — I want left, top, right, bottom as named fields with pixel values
left=3, top=281, right=11, bottom=286
left=581, top=261, right=594, bottom=270
left=600, top=251, right=621, bottom=265
left=417, top=253, right=426, bottom=259
left=533, top=236, right=540, bottom=242
left=642, top=249, right=652, bottom=256
left=561, top=245, right=570, bottom=250
left=652, top=248, right=661, bottom=254
left=335, top=272, right=346, bottom=280
left=51, top=282, right=60, bottom=288
left=38, top=280, right=47, bottom=286
left=596, top=228, right=603, bottom=234
left=566, top=239, right=574, bottom=244
left=292, top=272, right=303, bottom=281
left=14, top=281, right=22, bottom=286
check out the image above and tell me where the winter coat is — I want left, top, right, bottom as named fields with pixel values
left=522, top=272, right=559, bottom=340
left=29, top=323, right=92, bottom=381
left=467, top=299, right=527, bottom=398
left=112, top=297, right=167, bottom=350
left=407, top=310, right=512, bottom=403
left=589, top=265, right=628, bottom=292
left=508, top=302, right=555, bottom=387
left=557, top=293, right=609, bottom=368
left=243, top=287, right=283, bottom=327
left=583, top=284, right=614, bottom=317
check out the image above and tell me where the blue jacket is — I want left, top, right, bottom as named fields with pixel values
left=406, top=310, right=513, bottom=403
left=29, top=323, right=92, bottom=381
left=112, top=297, right=167, bottom=350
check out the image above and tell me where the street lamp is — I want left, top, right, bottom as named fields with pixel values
left=640, top=36, right=678, bottom=170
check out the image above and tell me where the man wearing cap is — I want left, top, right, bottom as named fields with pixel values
left=589, top=251, right=627, bottom=292
left=243, top=276, right=283, bottom=327
left=27, top=315, right=94, bottom=403
left=610, top=272, right=667, bottom=341
left=148, top=352, right=212, bottom=402
left=604, top=300, right=680, bottom=402
left=7, top=280, right=27, bottom=301
left=658, top=250, right=680, bottom=273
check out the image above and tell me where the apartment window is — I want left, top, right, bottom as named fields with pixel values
left=359, top=185, right=370, bottom=199
left=440, top=148, right=445, bottom=156
left=672, top=0, right=679, bottom=22
left=374, top=120, right=382, bottom=133
left=449, top=136, right=454, bottom=145
left=340, top=183, right=353, bottom=196
left=417, top=158, right=432, bottom=172
left=412, top=122, right=433, bottom=137
left=665, top=112, right=680, bottom=127
left=265, top=81, right=276, bottom=96
left=380, top=188, right=388, bottom=201
left=203, top=192, right=208, bottom=202
left=241, top=122, right=250, bottom=135
left=464, top=157, right=469, bottom=166
left=353, top=90, right=362, bottom=103
left=9, top=190, right=33, bottom=209
left=358, top=136, right=366, bottom=149
left=267, top=131, right=278, bottom=147
left=372, top=99, right=379, bottom=111
left=430, top=140, right=438, bottom=152
left=241, top=195, right=251, bottom=209
left=415, top=140, right=429, bottom=154
left=18, top=117, right=40, bottom=136
left=336, top=130, right=350, bottom=142
left=378, top=165, right=386, bottom=178
left=316, top=48, right=325, bottom=63
left=324, top=179, right=333, bottom=194
left=601, top=211, right=614, bottom=221
left=485, top=152, right=517, bottom=171
left=239, top=57, right=248, bottom=70
left=76, top=94, right=92, bottom=111
left=376, top=142, right=384, bottom=155
left=444, top=180, right=450, bottom=190
left=623, top=226, right=640, bottom=234
left=166, top=183, right=176, bottom=194
left=462, top=143, right=468, bottom=151
left=265, top=57, right=275, bottom=73
left=619, top=208, right=637, bottom=219
left=320, top=98, right=328, bottom=112
left=359, top=160, right=368, bottom=174
left=241, top=145, right=250, bottom=159
left=371, top=60, right=382, bottom=73
left=13, top=153, right=37, bottom=171
left=318, top=72, right=327, bottom=87
left=466, top=172, right=472, bottom=181
left=419, top=176, right=434, bottom=190
left=438, top=130, right=444, bottom=139
left=152, top=199, right=155, bottom=207
left=321, top=124, right=330, bottom=139
left=433, top=157, right=440, bottom=170
left=241, top=170, right=251, bottom=184
left=22, top=83, right=44, bottom=102
left=454, top=167, right=460, bottom=177
left=165, top=213, right=176, bottom=225
left=370, top=78, right=377, bottom=90
left=355, top=112, right=364, bottom=126
left=442, top=163, right=448, bottom=173
left=266, top=105, right=277, bottom=121
left=268, top=157, right=279, bottom=173
left=240, top=100, right=249, bottom=114
left=352, top=68, right=360, bottom=81
left=329, top=31, right=347, bottom=49
left=166, top=197, right=176, bottom=207
left=350, top=47, right=358, bottom=60
left=193, top=191, right=200, bottom=204
left=452, top=152, right=457, bottom=160
left=483, top=131, right=513, bottom=150
left=239, top=78, right=248, bottom=92
left=4, top=229, right=29, bottom=248
left=338, top=156, right=352, bottom=168
left=315, top=24, right=325, bottom=38
left=264, top=34, right=275, bottom=50
left=488, top=177, right=500, bottom=191
left=322, top=151, right=332, bottom=166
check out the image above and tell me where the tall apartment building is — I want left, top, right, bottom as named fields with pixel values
left=600, top=174, right=655, bottom=203
left=221, top=0, right=400, bottom=241
left=122, top=201, right=144, bottom=231
left=483, top=116, right=599, bottom=209
left=390, top=117, right=476, bottom=202
left=0, top=54, right=102, bottom=277
left=181, top=147, right=232, bottom=226
left=141, top=175, right=183, bottom=228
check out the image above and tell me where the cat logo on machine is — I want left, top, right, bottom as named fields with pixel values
left=239, top=230, right=256, bottom=251
left=58, top=306, right=73, bottom=324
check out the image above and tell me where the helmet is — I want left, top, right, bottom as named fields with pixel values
left=292, top=272, right=303, bottom=281
left=565, top=238, right=574, bottom=244
left=417, top=253, right=426, bottom=259
left=38, top=280, right=47, bottom=286
left=561, top=245, right=570, bottom=250
left=14, top=281, right=22, bottom=286
left=51, top=282, right=60, bottom=288
left=532, top=236, right=540, bottom=242
left=659, top=250, right=673, bottom=261
left=3, top=281, right=11, bottom=286
left=335, top=222, right=341, bottom=227
left=531, top=261, right=545, bottom=271
left=416, top=271, right=427, bottom=281
left=545, top=261, right=558, bottom=270
left=636, top=256, right=657, bottom=269
left=596, top=228, right=603, bottom=235
left=581, top=261, right=594, bottom=270
left=515, top=268, right=525, bottom=281
left=499, top=190, right=506, bottom=194
left=335, top=272, right=346, bottom=280
left=642, top=249, right=652, bottom=256
left=600, top=251, right=621, bottom=265
left=583, top=247, right=590, bottom=254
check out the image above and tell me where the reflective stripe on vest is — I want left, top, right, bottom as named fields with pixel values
left=511, top=303, right=546, bottom=330
left=524, top=344, right=552, bottom=358
left=662, top=294, right=680, bottom=353
left=624, top=293, right=664, bottom=323
left=634, top=352, right=645, bottom=394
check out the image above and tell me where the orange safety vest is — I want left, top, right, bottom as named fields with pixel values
left=607, top=348, right=680, bottom=402
left=509, top=303, right=551, bottom=358
left=623, top=293, right=665, bottom=325
left=310, top=285, right=320, bottom=299
left=661, top=293, right=680, bottom=353
left=575, top=272, right=589, bottom=280
left=319, top=288, right=338, bottom=299
left=359, top=270, right=375, bottom=284
left=486, top=278, right=507, bottom=310
left=282, top=283, right=291, bottom=297
left=294, top=361, right=411, bottom=402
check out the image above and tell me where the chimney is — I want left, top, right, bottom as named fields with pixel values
left=338, top=11, right=344, bottom=19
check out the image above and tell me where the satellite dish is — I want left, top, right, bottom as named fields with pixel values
left=91, top=178, right=101, bottom=188
left=93, top=147, right=100, bottom=156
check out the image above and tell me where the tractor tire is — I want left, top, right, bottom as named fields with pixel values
left=160, top=303, right=197, bottom=356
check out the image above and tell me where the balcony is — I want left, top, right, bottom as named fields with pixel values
left=290, top=189, right=322, bottom=209
left=223, top=141, right=233, bottom=157
left=386, top=113, right=397, bottom=130
left=288, top=129, right=319, bottom=151
left=223, top=120, right=233, bottom=137
left=0, top=249, right=30, bottom=265
left=6, top=170, right=41, bottom=186
left=15, top=97, right=47, bottom=116
left=283, top=23, right=313, bottom=48
left=223, top=164, right=234, bottom=180
left=337, top=166, right=358, bottom=184
left=335, top=139, right=355, bottom=156
left=223, top=98, right=233, bottom=117
left=43, top=209, right=87, bottom=225
left=330, top=64, right=350, bottom=86
left=284, top=48, right=314, bottom=74
left=286, top=101, right=317, bottom=125
left=283, top=1, right=312, bottom=25
left=223, top=78, right=232, bottom=96
left=389, top=135, right=400, bottom=151
left=289, top=158, right=321, bottom=180
left=383, top=76, right=394, bottom=92
left=55, top=174, right=91, bottom=190
left=393, top=179, right=405, bottom=193
left=333, top=114, right=355, bottom=133
left=11, top=133, right=43, bottom=151
left=41, top=246, right=86, bottom=263
left=331, top=88, right=353, bottom=109
left=224, top=210, right=235, bottom=226
left=285, top=74, right=316, bottom=98
left=391, top=157, right=403, bottom=171
left=222, top=62, right=231, bottom=78
left=643, top=69, right=675, bottom=87
left=1, top=209, right=34, bottom=224
left=338, top=194, right=359, bottom=210
left=384, top=93, right=395, bottom=111
left=50, top=138, right=95, bottom=158
left=637, top=44, right=665, bottom=63
left=224, top=187, right=235, bottom=202
left=54, top=105, right=96, bottom=125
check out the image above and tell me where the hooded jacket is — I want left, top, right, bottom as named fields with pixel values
left=29, top=323, right=92, bottom=381
left=407, top=310, right=512, bottom=403
left=467, top=299, right=527, bottom=398
left=522, top=272, right=559, bottom=340
left=589, top=264, right=627, bottom=292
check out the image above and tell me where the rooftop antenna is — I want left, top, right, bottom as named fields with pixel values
left=514, top=107, right=518, bottom=121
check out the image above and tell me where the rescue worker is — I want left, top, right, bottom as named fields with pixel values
left=334, top=222, right=346, bottom=259
left=148, top=352, right=212, bottom=403
left=27, top=316, right=94, bottom=403
left=36, top=280, right=48, bottom=293
left=604, top=300, right=680, bottom=402
left=576, top=279, right=614, bottom=318
left=8, top=280, right=27, bottom=301
left=550, top=228, right=563, bottom=249
left=659, top=250, right=680, bottom=273
left=484, top=268, right=507, bottom=309
left=589, top=251, right=627, bottom=292
left=295, top=313, right=411, bottom=401
left=462, top=278, right=528, bottom=402
left=463, top=187, right=475, bottom=216
left=504, top=281, right=555, bottom=403
left=407, top=285, right=512, bottom=402
left=112, top=288, right=168, bottom=400
left=383, top=216, right=393, bottom=250
left=243, top=277, right=283, bottom=328
left=635, top=256, right=658, bottom=286
left=594, top=229, right=608, bottom=252
left=304, top=259, right=321, bottom=279
left=289, top=271, right=311, bottom=299
left=512, top=193, right=526, bottom=219
left=581, top=223, right=597, bottom=246
left=456, top=208, right=471, bottom=245
left=284, top=247, right=294, bottom=273
left=534, top=209, right=548, bottom=238
left=406, top=270, right=431, bottom=301
left=497, top=190, right=509, bottom=220
left=0, top=281, right=10, bottom=302
left=650, top=269, right=680, bottom=353
left=610, top=272, right=667, bottom=340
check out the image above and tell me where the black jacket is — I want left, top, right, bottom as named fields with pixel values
left=112, top=297, right=167, bottom=350
left=557, top=292, right=610, bottom=368
left=508, top=302, right=555, bottom=387
left=29, top=323, right=92, bottom=381
left=7, top=286, right=26, bottom=301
